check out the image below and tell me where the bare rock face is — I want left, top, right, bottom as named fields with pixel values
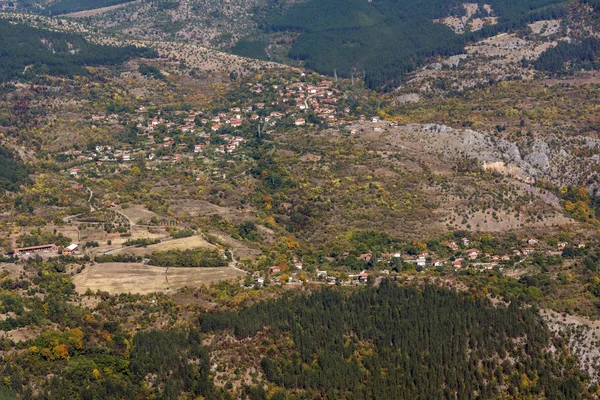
left=524, top=139, right=551, bottom=172
left=415, top=124, right=598, bottom=189
left=394, top=93, right=421, bottom=104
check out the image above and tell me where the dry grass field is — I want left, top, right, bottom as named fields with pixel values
left=73, top=262, right=245, bottom=294
left=62, top=1, right=140, bottom=17
left=117, top=235, right=216, bottom=256
left=115, top=205, right=170, bottom=225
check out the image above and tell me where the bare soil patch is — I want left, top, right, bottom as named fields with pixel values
left=73, top=263, right=244, bottom=295
left=208, top=231, right=261, bottom=261
left=170, top=199, right=255, bottom=224
left=62, top=0, right=139, bottom=17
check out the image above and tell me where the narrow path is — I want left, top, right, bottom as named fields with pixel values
left=86, top=187, right=96, bottom=212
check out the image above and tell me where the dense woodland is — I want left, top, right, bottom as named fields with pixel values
left=202, top=282, right=588, bottom=399
left=0, top=146, right=28, bottom=192
left=262, top=0, right=566, bottom=89
left=534, top=37, right=600, bottom=72
left=0, top=20, right=156, bottom=83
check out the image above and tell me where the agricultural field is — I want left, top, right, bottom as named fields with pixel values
left=72, top=262, right=244, bottom=294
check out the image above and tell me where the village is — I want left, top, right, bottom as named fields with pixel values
left=5, top=66, right=588, bottom=292
left=60, top=70, right=357, bottom=184
left=258, top=234, right=586, bottom=287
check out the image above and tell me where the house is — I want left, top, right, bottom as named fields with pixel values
left=268, top=266, right=281, bottom=274
left=371, top=117, right=380, bottom=123
left=527, top=238, right=538, bottom=245
left=230, top=118, right=242, bottom=127
left=358, top=253, right=372, bottom=262
left=447, top=242, right=459, bottom=250
left=62, top=243, right=79, bottom=255
left=452, top=259, right=463, bottom=268
left=317, top=270, right=328, bottom=278
left=522, top=248, right=535, bottom=256
left=69, top=168, right=80, bottom=176
left=461, top=237, right=470, bottom=246
left=294, top=262, right=303, bottom=270
left=295, top=118, right=306, bottom=126
left=557, top=242, right=568, bottom=251
left=433, top=260, right=444, bottom=267
left=358, top=270, right=368, bottom=281
left=194, top=144, right=206, bottom=153
left=181, top=124, right=196, bottom=133
left=501, top=254, right=511, bottom=261
left=416, top=257, right=427, bottom=267
left=211, top=125, right=221, bottom=132
left=466, top=249, right=481, bottom=260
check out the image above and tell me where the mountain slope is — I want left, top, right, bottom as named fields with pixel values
left=264, top=0, right=567, bottom=89
left=0, top=19, right=155, bottom=82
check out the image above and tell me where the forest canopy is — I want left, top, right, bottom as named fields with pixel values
left=202, top=282, right=586, bottom=398
left=0, top=20, right=156, bottom=83
left=262, top=0, right=566, bottom=89
left=534, top=37, right=600, bottom=72
left=0, top=146, right=29, bottom=192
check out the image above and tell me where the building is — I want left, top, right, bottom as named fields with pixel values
left=62, top=243, right=79, bottom=255
left=466, top=249, right=481, bottom=260
left=12, top=244, right=57, bottom=256
left=268, top=266, right=281, bottom=274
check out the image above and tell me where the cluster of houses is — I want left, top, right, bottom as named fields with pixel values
left=261, top=235, right=589, bottom=285
left=62, top=70, right=390, bottom=212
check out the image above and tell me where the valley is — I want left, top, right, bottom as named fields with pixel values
left=0, top=0, right=599, bottom=398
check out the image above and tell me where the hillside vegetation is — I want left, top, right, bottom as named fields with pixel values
left=202, top=282, right=587, bottom=399
left=0, top=20, right=156, bottom=82
left=0, top=146, right=28, bottom=192
left=264, top=0, right=566, bottom=89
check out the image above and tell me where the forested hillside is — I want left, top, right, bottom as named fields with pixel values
left=202, top=282, right=586, bottom=399
left=535, top=37, right=600, bottom=72
left=0, top=146, right=29, bottom=192
left=263, top=0, right=566, bottom=89
left=0, top=20, right=156, bottom=83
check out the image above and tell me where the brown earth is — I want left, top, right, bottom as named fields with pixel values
left=72, top=262, right=245, bottom=295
